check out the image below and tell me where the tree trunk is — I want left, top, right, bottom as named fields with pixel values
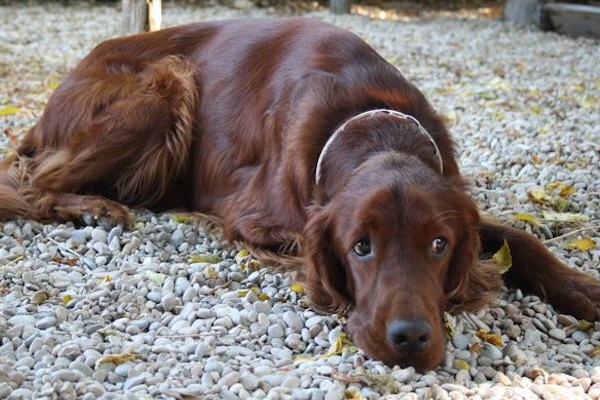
left=123, top=0, right=162, bottom=35
left=330, top=0, right=351, bottom=14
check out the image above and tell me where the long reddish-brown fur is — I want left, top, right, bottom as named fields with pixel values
left=1, top=17, right=599, bottom=371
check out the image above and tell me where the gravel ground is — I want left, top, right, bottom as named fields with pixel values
left=1, top=2, right=600, bottom=399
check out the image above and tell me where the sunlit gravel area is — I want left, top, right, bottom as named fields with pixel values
left=0, top=1, right=599, bottom=399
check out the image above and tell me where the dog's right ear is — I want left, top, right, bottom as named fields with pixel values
left=303, top=205, right=352, bottom=314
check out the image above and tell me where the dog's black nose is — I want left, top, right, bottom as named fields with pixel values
left=387, top=319, right=432, bottom=353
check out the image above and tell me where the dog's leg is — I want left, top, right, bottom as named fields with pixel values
left=480, top=221, right=600, bottom=321
left=1, top=56, right=198, bottom=226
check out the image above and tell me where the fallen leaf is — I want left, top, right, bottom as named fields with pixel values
left=565, top=237, right=596, bottom=252
left=444, top=312, right=455, bottom=338
left=513, top=213, right=540, bottom=226
left=51, top=256, right=78, bottom=266
left=189, top=254, right=221, bottom=264
left=454, top=359, right=470, bottom=370
left=492, top=239, right=512, bottom=274
left=578, top=320, right=594, bottom=331
left=344, top=389, right=365, bottom=400
left=61, top=294, right=74, bottom=305
left=203, top=266, right=219, bottom=280
left=0, top=106, right=21, bottom=116
left=469, top=342, right=483, bottom=353
left=95, top=351, right=138, bottom=366
left=528, top=187, right=548, bottom=205
left=541, top=212, right=589, bottom=223
left=588, top=345, right=600, bottom=358
left=145, top=270, right=166, bottom=286
left=325, top=332, right=357, bottom=357
left=290, top=282, right=305, bottom=295
left=97, top=328, right=127, bottom=338
left=31, top=290, right=50, bottom=305
left=476, top=329, right=504, bottom=347
left=171, top=214, right=195, bottom=224
left=235, top=248, right=250, bottom=259
left=553, top=197, right=568, bottom=212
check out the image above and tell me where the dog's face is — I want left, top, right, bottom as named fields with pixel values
left=305, top=153, right=486, bottom=371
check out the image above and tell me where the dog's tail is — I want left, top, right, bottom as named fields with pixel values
left=0, top=153, right=35, bottom=221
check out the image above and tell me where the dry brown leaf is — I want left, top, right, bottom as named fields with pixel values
left=476, top=328, right=504, bottom=347
left=95, top=351, right=138, bottom=366
left=31, top=290, right=50, bottom=305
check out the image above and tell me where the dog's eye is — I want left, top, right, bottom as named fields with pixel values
left=353, top=239, right=372, bottom=258
left=431, top=237, right=448, bottom=255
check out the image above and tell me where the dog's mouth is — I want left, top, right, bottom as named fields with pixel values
left=346, top=311, right=447, bottom=371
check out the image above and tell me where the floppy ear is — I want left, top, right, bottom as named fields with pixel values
left=444, top=193, right=503, bottom=313
left=303, top=205, right=353, bottom=314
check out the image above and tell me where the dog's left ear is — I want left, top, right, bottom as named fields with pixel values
left=444, top=192, right=503, bottom=313
left=303, top=205, right=352, bottom=314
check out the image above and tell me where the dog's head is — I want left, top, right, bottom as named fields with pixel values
left=304, top=153, right=501, bottom=371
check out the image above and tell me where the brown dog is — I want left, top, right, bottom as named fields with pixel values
left=1, top=17, right=599, bottom=371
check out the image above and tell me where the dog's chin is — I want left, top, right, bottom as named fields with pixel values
left=347, top=313, right=447, bottom=372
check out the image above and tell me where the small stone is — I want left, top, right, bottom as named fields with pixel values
left=282, top=311, right=303, bottom=332
left=548, top=328, right=566, bottom=341
left=451, top=332, right=470, bottom=350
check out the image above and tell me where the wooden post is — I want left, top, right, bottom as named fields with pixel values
left=330, top=0, right=351, bottom=14
left=148, top=0, right=162, bottom=32
left=123, top=0, right=162, bottom=35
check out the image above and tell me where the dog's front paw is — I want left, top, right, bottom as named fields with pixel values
left=552, top=272, right=600, bottom=321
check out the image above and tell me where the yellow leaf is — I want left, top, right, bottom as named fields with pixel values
left=100, top=275, right=112, bottom=283
left=236, top=249, right=250, bottom=259
left=245, top=259, right=262, bottom=271
left=541, top=212, right=589, bottom=223
left=47, top=82, right=60, bottom=90
left=557, top=183, right=576, bottom=198
left=492, top=239, right=512, bottom=274
left=344, top=389, right=365, bottom=400
left=0, top=106, right=21, bottom=116
left=476, top=329, right=504, bottom=347
left=553, top=197, right=568, bottom=213
left=528, top=187, right=548, bottom=205
left=145, top=270, right=165, bottom=286
left=513, top=213, right=540, bottom=226
left=325, top=332, right=356, bottom=357
left=204, top=266, right=219, bottom=279
left=95, top=351, right=138, bottom=366
left=238, top=287, right=265, bottom=298
left=454, top=359, right=470, bottom=370
left=578, top=320, right=594, bottom=331
left=257, top=293, right=270, bottom=301
left=189, top=254, right=221, bottom=264
left=290, top=282, right=305, bottom=295
left=444, top=312, right=456, bottom=338
left=61, top=294, right=74, bottom=305
left=171, top=214, right=195, bottom=224
left=565, top=237, right=596, bottom=252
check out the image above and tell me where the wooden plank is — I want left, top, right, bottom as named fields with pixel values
left=544, top=3, right=600, bottom=38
